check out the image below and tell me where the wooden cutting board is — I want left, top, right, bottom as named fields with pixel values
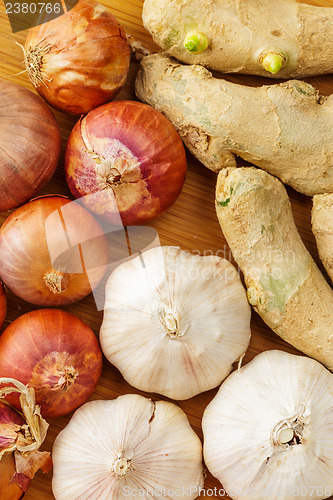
left=0, top=0, right=333, bottom=498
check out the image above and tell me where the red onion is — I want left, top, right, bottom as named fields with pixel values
left=65, top=100, right=187, bottom=225
left=0, top=282, right=6, bottom=330
left=0, top=195, right=108, bottom=306
left=0, top=378, right=51, bottom=499
left=0, top=80, right=61, bottom=211
left=0, top=310, right=103, bottom=419
left=24, top=0, right=130, bottom=115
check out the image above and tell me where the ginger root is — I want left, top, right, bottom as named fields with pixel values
left=216, top=167, right=333, bottom=370
left=142, top=0, right=333, bottom=78
left=312, top=194, right=333, bottom=284
left=135, top=53, right=333, bottom=196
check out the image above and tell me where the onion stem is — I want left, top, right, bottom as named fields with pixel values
left=43, top=271, right=69, bottom=294
left=53, top=366, right=79, bottom=391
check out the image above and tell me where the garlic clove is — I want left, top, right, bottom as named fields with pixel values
left=52, top=394, right=204, bottom=500
left=202, top=350, right=333, bottom=500
left=100, top=246, right=251, bottom=400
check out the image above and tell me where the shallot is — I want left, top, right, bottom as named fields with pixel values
left=0, top=80, right=60, bottom=211
left=24, top=0, right=130, bottom=115
left=0, top=195, right=109, bottom=306
left=0, top=282, right=6, bottom=330
left=65, top=101, right=187, bottom=225
left=0, top=309, right=103, bottom=418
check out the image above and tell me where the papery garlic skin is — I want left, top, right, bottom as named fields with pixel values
left=100, top=246, right=251, bottom=400
left=52, top=394, right=204, bottom=500
left=202, top=350, right=333, bottom=500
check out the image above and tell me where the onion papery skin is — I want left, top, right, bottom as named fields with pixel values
left=0, top=401, right=26, bottom=500
left=0, top=282, right=6, bottom=330
left=0, top=454, right=25, bottom=500
left=0, top=195, right=109, bottom=306
left=0, top=309, right=103, bottom=419
left=65, top=100, right=187, bottom=225
left=0, top=379, right=52, bottom=497
left=24, top=0, right=130, bottom=115
left=0, top=80, right=61, bottom=211
left=0, top=400, right=24, bottom=429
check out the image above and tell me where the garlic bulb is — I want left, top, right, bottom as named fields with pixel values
left=52, top=394, right=204, bottom=500
left=202, top=350, right=333, bottom=500
left=100, top=246, right=251, bottom=400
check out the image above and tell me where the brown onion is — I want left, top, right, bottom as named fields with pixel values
left=65, top=100, right=187, bottom=225
left=0, top=310, right=103, bottom=419
left=0, top=378, right=51, bottom=499
left=24, top=0, right=130, bottom=115
left=0, top=80, right=61, bottom=211
left=0, top=282, right=6, bottom=330
left=0, top=195, right=108, bottom=306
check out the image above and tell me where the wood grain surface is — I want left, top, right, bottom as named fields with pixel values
left=0, top=0, right=333, bottom=498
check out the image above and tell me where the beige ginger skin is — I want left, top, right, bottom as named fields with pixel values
left=135, top=53, right=333, bottom=196
left=215, top=167, right=333, bottom=371
left=312, top=194, right=333, bottom=284
left=142, top=0, right=333, bottom=78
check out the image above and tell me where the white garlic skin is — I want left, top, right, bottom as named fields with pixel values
left=100, top=246, right=251, bottom=400
left=52, top=394, right=204, bottom=500
left=202, top=350, right=333, bottom=500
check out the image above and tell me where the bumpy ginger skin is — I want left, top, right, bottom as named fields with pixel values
left=135, top=53, right=333, bottom=196
left=312, top=194, right=333, bottom=285
left=142, top=0, right=333, bottom=78
left=215, top=167, right=333, bottom=371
